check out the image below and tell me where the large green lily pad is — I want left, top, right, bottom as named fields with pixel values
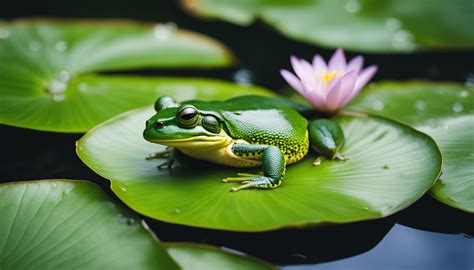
left=0, top=180, right=179, bottom=270
left=0, top=20, right=240, bottom=132
left=181, top=0, right=474, bottom=53
left=165, top=243, right=275, bottom=270
left=77, top=105, right=441, bottom=232
left=0, top=180, right=276, bottom=269
left=348, top=81, right=474, bottom=213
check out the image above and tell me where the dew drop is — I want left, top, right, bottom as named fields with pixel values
left=57, top=70, right=70, bottom=82
left=385, top=18, right=401, bottom=31
left=126, top=218, right=136, bottom=225
left=362, top=206, right=369, bottom=210
left=52, top=183, right=58, bottom=188
left=392, top=30, right=415, bottom=49
left=452, top=103, right=464, bottom=113
left=344, top=0, right=360, bottom=13
left=233, top=68, right=253, bottom=86
left=48, top=80, right=67, bottom=94
left=52, top=94, right=65, bottom=102
left=120, top=186, right=127, bottom=192
left=465, top=74, right=474, bottom=87
left=371, top=100, right=384, bottom=111
left=78, top=83, right=89, bottom=92
left=55, top=40, right=68, bottom=52
left=154, top=22, right=177, bottom=41
left=414, top=100, right=426, bottom=111
left=170, top=208, right=181, bottom=214
left=0, top=28, right=10, bottom=39
left=29, top=41, right=41, bottom=52
left=458, top=90, right=469, bottom=98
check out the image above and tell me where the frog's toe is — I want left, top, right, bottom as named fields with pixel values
left=333, top=152, right=348, bottom=161
left=227, top=176, right=281, bottom=192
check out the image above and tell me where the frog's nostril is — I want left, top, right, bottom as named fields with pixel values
left=155, top=121, right=165, bottom=129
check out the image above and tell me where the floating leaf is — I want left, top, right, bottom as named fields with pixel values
left=77, top=105, right=441, bottom=232
left=181, top=0, right=474, bottom=52
left=166, top=243, right=275, bottom=270
left=348, top=81, right=474, bottom=212
left=0, top=20, right=240, bottom=132
left=0, top=180, right=179, bottom=270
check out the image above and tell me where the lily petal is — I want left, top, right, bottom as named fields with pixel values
left=300, top=58, right=319, bottom=91
left=328, top=48, right=346, bottom=72
left=353, top=65, right=378, bottom=94
left=327, top=70, right=358, bottom=111
left=306, top=87, right=328, bottom=111
left=280, top=69, right=304, bottom=94
left=312, top=54, right=327, bottom=73
left=346, top=55, right=364, bottom=74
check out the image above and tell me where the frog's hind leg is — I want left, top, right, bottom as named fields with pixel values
left=223, top=144, right=285, bottom=192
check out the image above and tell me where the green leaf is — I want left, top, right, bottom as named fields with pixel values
left=0, top=20, right=238, bottom=132
left=181, top=0, right=474, bottom=53
left=76, top=105, right=441, bottom=232
left=166, top=243, right=275, bottom=270
left=0, top=180, right=179, bottom=270
left=347, top=81, right=474, bottom=213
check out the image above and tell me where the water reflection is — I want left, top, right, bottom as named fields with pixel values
left=286, top=224, right=473, bottom=270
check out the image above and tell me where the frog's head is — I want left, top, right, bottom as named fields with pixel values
left=143, top=96, right=226, bottom=149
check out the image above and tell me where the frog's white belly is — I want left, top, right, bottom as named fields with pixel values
left=178, top=138, right=262, bottom=168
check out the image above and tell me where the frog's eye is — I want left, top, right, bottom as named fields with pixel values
left=177, top=106, right=199, bottom=127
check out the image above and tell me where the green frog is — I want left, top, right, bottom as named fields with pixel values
left=143, top=95, right=345, bottom=192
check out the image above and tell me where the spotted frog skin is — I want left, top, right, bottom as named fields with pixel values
left=143, top=95, right=345, bottom=192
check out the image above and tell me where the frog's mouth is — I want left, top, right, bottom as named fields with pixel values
left=149, top=132, right=232, bottom=150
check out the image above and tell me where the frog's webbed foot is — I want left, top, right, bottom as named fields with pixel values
left=157, top=158, right=175, bottom=171
left=312, top=153, right=348, bottom=166
left=223, top=174, right=281, bottom=192
left=145, top=147, right=172, bottom=160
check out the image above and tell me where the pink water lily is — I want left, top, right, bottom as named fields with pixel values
left=280, top=49, right=377, bottom=113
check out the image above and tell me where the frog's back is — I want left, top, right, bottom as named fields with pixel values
left=189, top=96, right=309, bottom=164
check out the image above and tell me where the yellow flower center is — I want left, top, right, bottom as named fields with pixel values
left=319, top=70, right=339, bottom=84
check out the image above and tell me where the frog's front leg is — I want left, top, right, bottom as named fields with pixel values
left=223, top=144, right=285, bottom=192
left=308, top=119, right=347, bottom=165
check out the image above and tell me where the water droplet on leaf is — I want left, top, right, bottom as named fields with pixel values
left=120, top=187, right=127, bottom=192
left=385, top=18, right=401, bottom=31
left=371, top=100, right=384, bottom=111
left=154, top=22, right=177, bottom=41
left=344, top=0, right=360, bottom=13
left=78, top=83, right=88, bottom=92
left=452, top=103, right=463, bottom=113
left=415, top=100, right=426, bottom=111
left=233, top=68, right=253, bottom=86
left=392, top=30, right=415, bottom=49
left=29, top=41, right=41, bottom=52
left=0, top=28, right=10, bottom=39
left=170, top=208, right=181, bottom=214
left=57, top=70, right=70, bottom=82
left=55, top=40, right=68, bottom=52
left=457, top=90, right=469, bottom=98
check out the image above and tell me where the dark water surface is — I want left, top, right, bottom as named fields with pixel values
left=1, top=1, right=473, bottom=269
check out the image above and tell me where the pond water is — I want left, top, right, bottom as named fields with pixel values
left=1, top=1, right=473, bottom=269
left=286, top=224, right=473, bottom=270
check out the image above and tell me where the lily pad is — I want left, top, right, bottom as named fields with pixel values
left=165, top=243, right=275, bottom=270
left=0, top=20, right=239, bottom=132
left=0, top=180, right=179, bottom=270
left=181, top=0, right=474, bottom=52
left=76, top=105, right=441, bottom=232
left=347, top=81, right=474, bottom=213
